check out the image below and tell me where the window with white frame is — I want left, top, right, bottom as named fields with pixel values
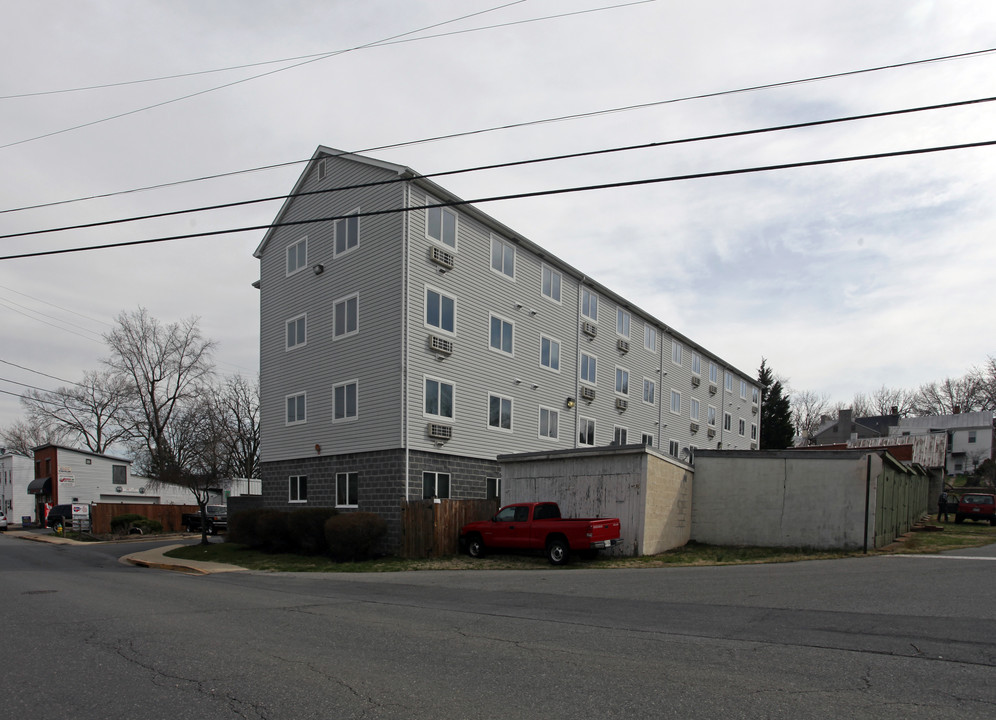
left=334, top=293, right=358, bottom=338
left=709, top=362, right=718, bottom=384
left=725, top=372, right=734, bottom=392
left=724, top=412, right=732, bottom=431
left=286, top=393, right=306, bottom=425
left=580, top=352, right=597, bottom=384
left=540, top=335, right=560, bottom=371
left=615, top=367, right=629, bottom=395
left=670, top=389, right=681, bottom=414
left=286, top=237, right=307, bottom=275
left=708, top=405, right=717, bottom=426
left=643, top=378, right=655, bottom=405
left=690, top=397, right=700, bottom=421
left=333, top=380, right=358, bottom=422
left=740, top=380, right=748, bottom=400
left=422, top=471, right=450, bottom=499
left=581, top=287, right=598, bottom=321
left=752, top=387, right=759, bottom=404
left=425, top=287, right=456, bottom=333
left=488, top=393, right=513, bottom=431
left=334, top=211, right=359, bottom=256
left=668, top=440, right=679, bottom=458
left=616, top=308, right=630, bottom=337
left=336, top=472, right=358, bottom=507
left=317, top=159, right=327, bottom=180
left=542, top=265, right=561, bottom=302
left=489, top=314, right=513, bottom=355
left=614, top=426, right=628, bottom=445
left=751, top=423, right=757, bottom=440
left=692, top=353, right=701, bottom=376
left=486, top=477, right=501, bottom=499
left=969, top=430, right=977, bottom=443
left=539, top=407, right=559, bottom=440
left=579, top=417, right=595, bottom=446
left=642, top=433, right=654, bottom=447
left=424, top=378, right=454, bottom=419
left=672, top=341, right=683, bottom=366
left=738, top=418, right=746, bottom=436
left=426, top=204, right=457, bottom=248
left=289, top=475, right=307, bottom=503
left=644, top=325, right=657, bottom=353
left=286, top=314, right=306, bottom=350
left=490, top=235, right=515, bottom=279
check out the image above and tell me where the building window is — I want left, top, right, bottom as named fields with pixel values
left=488, top=393, right=513, bottom=431
left=738, top=418, right=746, bottom=436
left=709, top=363, right=718, bottom=384
left=540, top=336, right=560, bottom=371
left=579, top=417, right=595, bottom=446
left=690, top=398, right=700, bottom=421
left=542, top=265, right=562, bottom=302
left=724, top=412, right=732, bottom=431
left=740, top=380, right=748, bottom=400
left=752, top=387, right=759, bottom=404
left=670, top=389, right=681, bottom=414
left=489, top=315, right=513, bottom=355
left=692, top=353, right=701, bottom=376
left=336, top=472, right=358, bottom=507
left=333, top=381, right=358, bottom=422
left=289, top=475, right=308, bottom=503
left=424, top=378, right=454, bottom=419
left=616, top=309, right=630, bottom=338
left=751, top=423, right=758, bottom=440
left=671, top=341, right=683, bottom=366
left=668, top=440, right=679, bottom=458
left=286, top=237, right=307, bottom=276
left=644, top=325, right=657, bottom=353
left=317, top=159, right=327, bottom=180
left=286, top=393, right=306, bottom=425
left=427, top=204, right=457, bottom=248
left=425, top=287, right=456, bottom=334
left=334, top=293, right=359, bottom=338
left=539, top=407, right=559, bottom=440
left=112, top=465, right=126, bottom=485
left=422, top=471, right=451, bottom=499
left=969, top=431, right=977, bottom=443
left=708, top=405, right=717, bottom=427
left=643, top=379, right=655, bottom=405
left=286, top=314, right=306, bottom=350
left=486, top=477, right=501, bottom=499
left=580, top=352, right=597, bottom=385
left=581, top=287, right=598, bottom=321
left=615, top=367, right=629, bottom=395
left=725, top=372, right=734, bottom=392
left=614, top=426, right=628, bottom=445
left=642, top=433, right=654, bottom=447
left=490, top=235, right=515, bottom=279
left=335, top=211, right=359, bottom=256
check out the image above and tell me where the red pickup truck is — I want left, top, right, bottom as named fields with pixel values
left=460, top=502, right=622, bottom=565
left=955, top=493, right=996, bottom=525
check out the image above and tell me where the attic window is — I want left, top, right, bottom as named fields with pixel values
left=318, top=159, right=327, bottom=180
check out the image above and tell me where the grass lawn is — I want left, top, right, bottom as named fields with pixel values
left=164, top=519, right=996, bottom=573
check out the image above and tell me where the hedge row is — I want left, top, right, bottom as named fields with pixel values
left=228, top=508, right=387, bottom=561
left=110, top=513, right=163, bottom=535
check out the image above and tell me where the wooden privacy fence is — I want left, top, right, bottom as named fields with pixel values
left=401, top=498, right=498, bottom=558
left=90, top=503, right=199, bottom=534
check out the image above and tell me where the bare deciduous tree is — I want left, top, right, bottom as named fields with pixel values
left=912, top=376, right=983, bottom=416
left=213, top=373, right=260, bottom=481
left=0, top=417, right=68, bottom=457
left=791, top=389, right=834, bottom=440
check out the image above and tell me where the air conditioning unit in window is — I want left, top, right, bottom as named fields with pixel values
left=751, top=442, right=758, bottom=450
left=708, top=384, right=718, bottom=395
left=707, top=428, right=716, bottom=438
left=580, top=386, right=596, bottom=402
left=615, top=398, right=628, bottom=412
left=430, top=246, right=454, bottom=270
left=428, top=334, right=453, bottom=355
left=428, top=423, right=452, bottom=440
left=690, top=422, right=699, bottom=434
left=691, top=375, right=700, bottom=387
left=617, top=338, right=629, bottom=353
left=581, top=321, right=597, bottom=338
left=752, top=406, right=758, bottom=415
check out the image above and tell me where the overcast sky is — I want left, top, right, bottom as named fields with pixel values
left=2, top=0, right=995, bottom=433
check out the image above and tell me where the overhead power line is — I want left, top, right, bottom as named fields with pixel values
left=2, top=44, right=993, bottom=216
left=2, top=137, right=993, bottom=262
left=2, top=94, right=992, bottom=242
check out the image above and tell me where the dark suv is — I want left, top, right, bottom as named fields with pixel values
left=46, top=504, right=75, bottom=529
left=955, top=493, right=996, bottom=526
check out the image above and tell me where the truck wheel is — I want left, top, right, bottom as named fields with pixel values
left=546, top=537, right=569, bottom=566
left=205, top=524, right=215, bottom=536
left=186, top=524, right=195, bottom=533
left=466, top=534, right=485, bottom=558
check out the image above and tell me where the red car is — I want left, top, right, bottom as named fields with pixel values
left=955, top=493, right=996, bottom=526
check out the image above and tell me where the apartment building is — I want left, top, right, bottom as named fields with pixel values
left=253, top=147, right=760, bottom=546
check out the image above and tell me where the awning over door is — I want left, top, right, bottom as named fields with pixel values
left=27, top=477, right=51, bottom=495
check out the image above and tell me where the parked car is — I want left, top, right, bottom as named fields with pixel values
left=182, top=505, right=228, bottom=534
left=459, top=501, right=622, bottom=565
left=954, top=493, right=996, bottom=525
left=0, top=512, right=7, bottom=531
left=46, top=504, right=75, bottom=529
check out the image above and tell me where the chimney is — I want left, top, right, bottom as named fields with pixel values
left=953, top=405, right=961, bottom=415
left=890, top=406, right=898, bottom=416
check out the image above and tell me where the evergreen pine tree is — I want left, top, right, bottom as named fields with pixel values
left=758, top=358, right=794, bottom=449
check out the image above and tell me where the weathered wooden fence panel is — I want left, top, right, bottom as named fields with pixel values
left=401, top=499, right=498, bottom=558
left=91, top=503, right=199, bottom=534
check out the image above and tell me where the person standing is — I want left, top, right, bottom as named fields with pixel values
left=938, top=490, right=949, bottom=522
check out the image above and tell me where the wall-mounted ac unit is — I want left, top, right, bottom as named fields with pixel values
left=691, top=375, right=700, bottom=387
left=708, top=384, right=718, bottom=395
left=428, top=423, right=452, bottom=440
left=617, top=338, right=629, bottom=353
left=430, top=246, right=454, bottom=270
left=615, top=398, right=628, bottom=411
left=751, top=442, right=758, bottom=450
left=428, top=334, right=453, bottom=355
left=707, top=428, right=716, bottom=438
left=690, top=422, right=699, bottom=433
left=752, top=406, right=758, bottom=415
left=581, top=321, right=597, bottom=338
left=580, top=386, right=596, bottom=402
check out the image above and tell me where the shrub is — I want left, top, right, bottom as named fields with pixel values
left=110, top=514, right=146, bottom=534
left=288, top=507, right=339, bottom=555
left=133, top=518, right=163, bottom=534
left=324, top=512, right=387, bottom=562
left=257, top=510, right=295, bottom=553
left=227, top=508, right=262, bottom=546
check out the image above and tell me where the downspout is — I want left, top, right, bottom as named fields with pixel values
left=574, top=277, right=584, bottom=448
left=863, top=453, right=872, bottom=554
left=657, top=327, right=664, bottom=450
left=403, top=178, right=411, bottom=500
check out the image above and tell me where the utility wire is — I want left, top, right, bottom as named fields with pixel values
left=0, top=359, right=81, bottom=387
left=2, top=43, right=993, bottom=216
left=2, top=94, right=992, bottom=241
left=2, top=138, right=993, bottom=261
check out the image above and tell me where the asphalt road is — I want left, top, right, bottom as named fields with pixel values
left=2, top=533, right=994, bottom=719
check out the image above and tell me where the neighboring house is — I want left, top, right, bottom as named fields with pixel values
left=810, top=408, right=900, bottom=445
left=26, top=444, right=192, bottom=524
left=253, top=146, right=761, bottom=549
left=889, top=410, right=995, bottom=477
left=1, top=450, right=34, bottom=526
